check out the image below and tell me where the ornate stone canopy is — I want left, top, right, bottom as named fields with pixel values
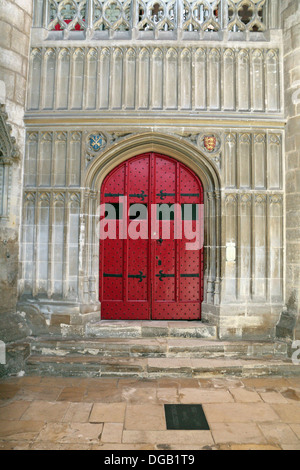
left=0, top=104, right=19, bottom=166
left=0, top=104, right=20, bottom=218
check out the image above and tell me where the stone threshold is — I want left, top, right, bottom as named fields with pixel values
left=30, top=337, right=288, bottom=360
left=25, top=354, right=300, bottom=379
left=85, top=320, right=218, bottom=339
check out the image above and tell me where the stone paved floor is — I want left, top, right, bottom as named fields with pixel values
left=1, top=375, right=300, bottom=450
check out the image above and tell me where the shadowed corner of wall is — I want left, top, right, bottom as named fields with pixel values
left=276, top=290, right=299, bottom=342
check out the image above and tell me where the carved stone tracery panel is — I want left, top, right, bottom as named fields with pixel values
left=45, top=0, right=272, bottom=34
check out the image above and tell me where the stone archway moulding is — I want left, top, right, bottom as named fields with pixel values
left=85, top=132, right=221, bottom=192
left=81, top=132, right=222, bottom=321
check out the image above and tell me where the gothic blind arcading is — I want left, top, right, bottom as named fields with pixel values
left=27, top=45, right=281, bottom=113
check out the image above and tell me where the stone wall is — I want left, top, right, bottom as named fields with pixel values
left=21, top=0, right=286, bottom=339
left=0, top=0, right=33, bottom=315
left=277, top=0, right=300, bottom=339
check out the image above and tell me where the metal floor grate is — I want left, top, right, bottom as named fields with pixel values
left=164, top=404, right=210, bottom=431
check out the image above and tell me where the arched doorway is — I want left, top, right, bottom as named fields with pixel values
left=99, top=152, right=204, bottom=320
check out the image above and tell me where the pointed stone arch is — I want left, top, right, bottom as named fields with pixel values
left=82, top=132, right=222, bottom=323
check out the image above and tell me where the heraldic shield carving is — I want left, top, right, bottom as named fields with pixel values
left=204, top=136, right=217, bottom=152
left=198, top=134, right=221, bottom=154
left=89, top=134, right=106, bottom=152
left=86, top=132, right=108, bottom=163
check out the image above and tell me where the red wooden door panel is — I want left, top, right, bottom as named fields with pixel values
left=100, top=154, right=151, bottom=320
left=99, top=153, right=204, bottom=320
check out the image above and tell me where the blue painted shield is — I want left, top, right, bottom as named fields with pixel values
left=90, top=134, right=105, bottom=151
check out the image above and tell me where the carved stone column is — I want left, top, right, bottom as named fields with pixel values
left=205, top=191, right=215, bottom=305
left=79, top=188, right=101, bottom=314
left=214, top=189, right=221, bottom=305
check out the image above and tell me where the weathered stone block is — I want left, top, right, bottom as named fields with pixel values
left=291, top=24, right=300, bottom=49
left=286, top=228, right=300, bottom=243
left=0, top=311, right=31, bottom=343
left=141, top=323, right=169, bottom=337
left=17, top=304, right=49, bottom=336
left=286, top=194, right=300, bottom=211
left=287, top=152, right=299, bottom=171
left=10, top=29, right=29, bottom=58
left=0, top=0, right=25, bottom=30
left=14, top=0, right=33, bottom=14
left=51, top=314, right=71, bottom=326
left=291, top=66, right=300, bottom=84
left=0, top=22, right=11, bottom=48
left=0, top=49, right=23, bottom=75
left=14, top=74, right=26, bottom=106
left=282, top=1, right=298, bottom=21
left=286, top=247, right=300, bottom=265
left=0, top=342, right=30, bottom=378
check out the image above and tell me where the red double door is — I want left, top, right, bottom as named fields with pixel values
left=99, top=153, right=204, bottom=320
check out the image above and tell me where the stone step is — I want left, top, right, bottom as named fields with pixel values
left=30, top=337, right=288, bottom=360
left=25, top=354, right=300, bottom=379
left=85, top=320, right=218, bottom=339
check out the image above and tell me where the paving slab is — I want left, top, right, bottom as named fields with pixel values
left=62, top=403, right=93, bottom=423
left=89, top=403, right=126, bottom=423
left=210, top=422, right=267, bottom=445
left=270, top=404, right=300, bottom=423
left=0, top=401, right=31, bottom=420
left=101, top=423, right=124, bottom=443
left=229, top=388, right=262, bottom=403
left=125, top=404, right=166, bottom=431
left=21, top=401, right=70, bottom=423
left=203, top=403, right=281, bottom=423
left=258, top=423, right=299, bottom=445
left=35, top=422, right=103, bottom=444
left=122, top=430, right=214, bottom=446
left=179, top=388, right=235, bottom=404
